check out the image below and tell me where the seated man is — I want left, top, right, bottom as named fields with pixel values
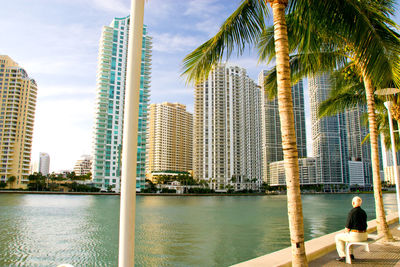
left=335, top=196, right=368, bottom=262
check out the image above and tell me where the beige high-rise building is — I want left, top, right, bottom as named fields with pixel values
left=0, top=55, right=37, bottom=188
left=193, top=64, right=263, bottom=190
left=147, top=102, right=193, bottom=180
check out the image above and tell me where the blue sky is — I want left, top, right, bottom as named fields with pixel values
left=0, top=0, right=399, bottom=172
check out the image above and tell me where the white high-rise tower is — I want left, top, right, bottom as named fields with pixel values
left=38, top=152, right=50, bottom=176
left=193, top=64, right=263, bottom=190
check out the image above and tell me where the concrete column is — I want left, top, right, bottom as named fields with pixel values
left=118, top=0, right=144, bottom=266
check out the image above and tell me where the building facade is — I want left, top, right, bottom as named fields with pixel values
left=309, top=74, right=348, bottom=189
left=380, top=133, right=400, bottom=185
left=193, top=64, right=263, bottom=190
left=269, top=157, right=318, bottom=186
left=0, top=55, right=37, bottom=188
left=146, top=102, right=193, bottom=180
left=92, top=16, right=152, bottom=191
left=258, top=70, right=307, bottom=184
left=74, top=155, right=93, bottom=176
left=345, top=106, right=372, bottom=185
left=38, top=152, right=50, bottom=176
left=309, top=73, right=371, bottom=190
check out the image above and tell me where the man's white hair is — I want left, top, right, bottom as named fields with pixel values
left=352, top=196, right=362, bottom=205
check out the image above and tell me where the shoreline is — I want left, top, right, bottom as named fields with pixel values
left=0, top=190, right=395, bottom=196
left=0, top=190, right=265, bottom=196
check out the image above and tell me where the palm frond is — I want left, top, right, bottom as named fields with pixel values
left=181, top=0, right=268, bottom=83
left=263, top=51, right=348, bottom=99
left=288, top=0, right=400, bottom=88
left=318, top=66, right=370, bottom=117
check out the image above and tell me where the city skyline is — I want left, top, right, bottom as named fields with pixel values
left=0, top=1, right=399, bottom=172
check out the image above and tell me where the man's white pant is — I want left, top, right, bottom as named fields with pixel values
left=335, top=231, right=368, bottom=257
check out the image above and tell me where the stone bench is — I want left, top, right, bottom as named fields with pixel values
left=345, top=234, right=381, bottom=264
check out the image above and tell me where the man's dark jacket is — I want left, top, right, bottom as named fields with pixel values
left=345, top=206, right=367, bottom=231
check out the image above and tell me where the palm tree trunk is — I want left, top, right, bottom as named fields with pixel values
left=363, top=74, right=393, bottom=241
left=269, top=1, right=307, bottom=265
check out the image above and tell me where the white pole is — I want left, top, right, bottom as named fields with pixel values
left=384, top=101, right=400, bottom=225
left=118, top=0, right=144, bottom=266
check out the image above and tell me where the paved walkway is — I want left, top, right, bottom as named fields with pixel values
left=309, top=223, right=400, bottom=266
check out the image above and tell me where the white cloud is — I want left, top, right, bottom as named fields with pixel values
left=23, top=57, right=95, bottom=77
left=144, top=0, right=175, bottom=21
left=193, top=19, right=221, bottom=36
left=184, top=0, right=223, bottom=17
left=37, top=85, right=94, bottom=99
left=153, top=87, right=192, bottom=96
left=31, top=97, right=94, bottom=172
left=152, top=33, right=201, bottom=53
left=91, top=0, right=129, bottom=13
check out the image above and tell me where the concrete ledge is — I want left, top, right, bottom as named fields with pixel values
left=232, top=212, right=399, bottom=267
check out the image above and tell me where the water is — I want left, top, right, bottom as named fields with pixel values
left=0, top=193, right=397, bottom=267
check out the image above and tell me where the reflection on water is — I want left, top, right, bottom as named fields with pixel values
left=0, top=193, right=397, bottom=266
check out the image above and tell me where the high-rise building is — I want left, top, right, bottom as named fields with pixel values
left=309, top=74, right=348, bottom=189
left=38, top=152, right=50, bottom=176
left=73, top=155, right=92, bottom=176
left=380, top=133, right=400, bottom=185
left=92, top=16, right=152, bottom=192
left=147, top=102, right=193, bottom=180
left=258, top=70, right=307, bottom=184
left=309, top=73, right=371, bottom=190
left=345, top=106, right=372, bottom=186
left=0, top=55, right=37, bottom=188
left=193, top=64, right=263, bottom=190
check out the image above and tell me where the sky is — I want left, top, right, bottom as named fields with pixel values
left=0, top=0, right=399, bottom=172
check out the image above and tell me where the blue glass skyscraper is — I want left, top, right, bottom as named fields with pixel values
left=92, top=16, right=152, bottom=192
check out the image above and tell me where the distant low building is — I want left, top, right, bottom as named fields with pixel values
left=269, top=157, right=318, bottom=186
left=380, top=133, right=400, bottom=185
left=348, top=161, right=365, bottom=186
left=73, top=155, right=92, bottom=176
left=59, top=170, right=73, bottom=177
left=383, top=166, right=400, bottom=185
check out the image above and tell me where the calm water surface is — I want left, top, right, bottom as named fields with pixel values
left=0, top=193, right=397, bottom=266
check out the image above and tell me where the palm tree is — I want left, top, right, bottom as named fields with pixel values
left=182, top=0, right=307, bottom=264
left=7, top=176, right=16, bottom=188
left=259, top=1, right=400, bottom=241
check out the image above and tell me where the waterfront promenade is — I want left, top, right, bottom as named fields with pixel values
left=233, top=213, right=400, bottom=266
left=309, top=222, right=400, bottom=266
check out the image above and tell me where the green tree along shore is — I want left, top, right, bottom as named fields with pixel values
left=0, top=172, right=100, bottom=193
left=6, top=170, right=392, bottom=194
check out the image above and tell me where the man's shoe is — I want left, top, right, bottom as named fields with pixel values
left=350, top=254, right=355, bottom=260
left=336, top=257, right=345, bottom=262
